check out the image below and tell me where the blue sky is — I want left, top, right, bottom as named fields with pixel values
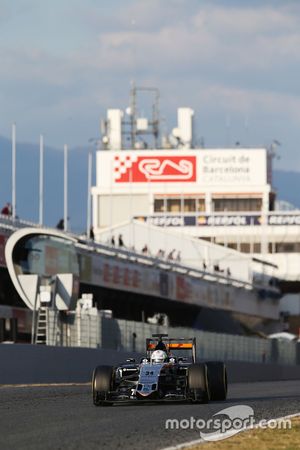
left=1, top=0, right=300, bottom=169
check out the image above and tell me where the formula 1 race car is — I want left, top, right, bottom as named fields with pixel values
left=92, top=334, right=227, bottom=406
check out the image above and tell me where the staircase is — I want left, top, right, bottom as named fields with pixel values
left=35, top=305, right=48, bottom=344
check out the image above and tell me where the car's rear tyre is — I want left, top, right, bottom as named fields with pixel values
left=92, top=365, right=114, bottom=406
left=206, top=361, right=227, bottom=401
left=188, top=363, right=210, bottom=403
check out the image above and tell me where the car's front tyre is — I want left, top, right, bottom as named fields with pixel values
left=92, top=365, right=114, bottom=406
left=206, top=361, right=227, bottom=401
left=187, top=363, right=210, bottom=403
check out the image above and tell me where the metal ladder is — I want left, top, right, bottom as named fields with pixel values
left=35, top=305, right=48, bottom=344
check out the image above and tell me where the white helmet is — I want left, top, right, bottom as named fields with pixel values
left=151, top=350, right=167, bottom=364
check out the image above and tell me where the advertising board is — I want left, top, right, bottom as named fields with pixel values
left=97, top=149, right=267, bottom=189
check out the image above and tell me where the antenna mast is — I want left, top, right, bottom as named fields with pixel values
left=129, top=85, right=160, bottom=149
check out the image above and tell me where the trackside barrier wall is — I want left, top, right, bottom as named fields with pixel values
left=47, top=311, right=299, bottom=366
left=1, top=344, right=300, bottom=385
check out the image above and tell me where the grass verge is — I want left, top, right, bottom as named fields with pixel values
left=190, top=416, right=300, bottom=450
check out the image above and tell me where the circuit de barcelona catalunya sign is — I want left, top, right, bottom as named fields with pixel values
left=113, top=155, right=197, bottom=183
left=135, top=214, right=300, bottom=227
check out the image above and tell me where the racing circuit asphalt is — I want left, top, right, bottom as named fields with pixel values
left=0, top=380, right=300, bottom=450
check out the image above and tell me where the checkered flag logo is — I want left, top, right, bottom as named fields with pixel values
left=114, top=154, right=138, bottom=180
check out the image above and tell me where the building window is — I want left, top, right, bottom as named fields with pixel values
left=197, top=199, right=205, bottom=212
left=184, top=199, right=196, bottom=212
left=154, top=199, right=165, bottom=212
left=167, top=199, right=181, bottom=212
left=212, top=198, right=262, bottom=212
left=240, top=243, right=251, bottom=253
left=253, top=243, right=261, bottom=253
left=154, top=196, right=205, bottom=213
left=276, top=243, right=300, bottom=253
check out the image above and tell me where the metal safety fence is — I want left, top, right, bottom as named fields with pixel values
left=47, top=310, right=299, bottom=366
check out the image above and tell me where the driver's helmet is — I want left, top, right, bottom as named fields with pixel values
left=151, top=350, right=168, bottom=364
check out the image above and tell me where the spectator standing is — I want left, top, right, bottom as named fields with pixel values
left=89, top=227, right=95, bottom=240
left=118, top=234, right=124, bottom=247
left=56, top=218, right=64, bottom=230
left=167, top=249, right=175, bottom=260
left=1, top=202, right=12, bottom=216
left=111, top=235, right=115, bottom=246
left=156, top=249, right=164, bottom=258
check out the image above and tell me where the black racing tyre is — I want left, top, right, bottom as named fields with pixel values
left=92, top=365, right=114, bottom=406
left=187, top=363, right=210, bottom=404
left=206, top=361, right=227, bottom=401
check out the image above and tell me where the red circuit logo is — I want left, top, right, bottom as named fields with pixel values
left=114, top=155, right=196, bottom=183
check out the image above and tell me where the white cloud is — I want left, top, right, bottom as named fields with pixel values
left=192, top=5, right=298, bottom=35
left=0, top=0, right=300, bottom=167
left=68, top=2, right=300, bottom=75
left=198, top=83, right=300, bottom=123
left=2, top=2, right=300, bottom=84
left=79, top=0, right=192, bottom=33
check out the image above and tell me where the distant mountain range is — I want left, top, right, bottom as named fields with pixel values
left=0, top=135, right=299, bottom=232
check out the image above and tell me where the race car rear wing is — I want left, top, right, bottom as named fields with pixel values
left=146, top=336, right=196, bottom=363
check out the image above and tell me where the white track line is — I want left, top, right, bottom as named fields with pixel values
left=0, top=382, right=90, bottom=388
left=161, top=412, right=300, bottom=450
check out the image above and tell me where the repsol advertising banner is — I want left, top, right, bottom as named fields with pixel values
left=268, top=215, right=300, bottom=226
left=135, top=216, right=191, bottom=227
left=135, top=214, right=300, bottom=227
left=135, top=215, right=261, bottom=227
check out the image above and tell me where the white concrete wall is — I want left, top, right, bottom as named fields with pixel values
left=96, top=220, right=254, bottom=283
left=253, top=253, right=300, bottom=281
